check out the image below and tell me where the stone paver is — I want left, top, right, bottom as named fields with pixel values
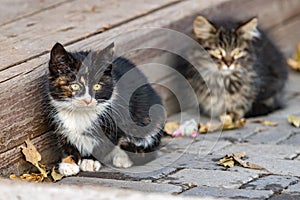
left=3, top=71, right=300, bottom=200
left=60, top=177, right=183, bottom=194
left=241, top=175, right=299, bottom=193
left=181, top=186, right=273, bottom=199
left=283, top=181, right=300, bottom=193
left=164, top=168, right=259, bottom=189
left=216, top=143, right=300, bottom=176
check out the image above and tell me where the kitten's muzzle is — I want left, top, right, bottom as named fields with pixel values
left=82, top=99, right=92, bottom=105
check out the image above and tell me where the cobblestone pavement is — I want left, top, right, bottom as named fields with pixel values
left=56, top=71, right=300, bottom=199
left=3, top=71, right=298, bottom=200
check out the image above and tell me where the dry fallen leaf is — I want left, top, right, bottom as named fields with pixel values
left=51, top=167, right=64, bottom=182
left=218, top=156, right=235, bottom=168
left=222, top=117, right=246, bottom=130
left=21, top=139, right=41, bottom=166
left=11, top=139, right=64, bottom=183
left=218, top=152, right=265, bottom=170
left=10, top=173, right=50, bottom=183
left=288, top=115, right=300, bottom=128
left=20, top=139, right=48, bottom=178
left=287, top=43, right=300, bottom=71
left=164, top=121, right=180, bottom=135
left=251, top=119, right=278, bottom=127
left=200, top=115, right=246, bottom=133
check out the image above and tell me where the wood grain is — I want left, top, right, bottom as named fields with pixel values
left=1, top=0, right=300, bottom=175
left=0, top=0, right=227, bottom=175
left=0, top=0, right=179, bottom=71
left=0, top=0, right=71, bottom=26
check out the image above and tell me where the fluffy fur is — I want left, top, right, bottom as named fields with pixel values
left=176, top=16, right=288, bottom=121
left=47, top=42, right=165, bottom=176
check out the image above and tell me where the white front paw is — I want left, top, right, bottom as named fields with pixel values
left=79, top=159, right=101, bottom=172
left=58, top=162, right=80, bottom=176
left=113, top=153, right=133, bottom=168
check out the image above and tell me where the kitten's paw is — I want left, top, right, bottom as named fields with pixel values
left=58, top=162, right=80, bottom=176
left=79, top=159, right=101, bottom=172
left=113, top=153, right=133, bottom=168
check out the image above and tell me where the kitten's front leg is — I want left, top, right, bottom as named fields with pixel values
left=105, top=146, right=133, bottom=168
left=58, top=142, right=81, bottom=176
left=58, top=142, right=102, bottom=176
left=79, top=157, right=101, bottom=172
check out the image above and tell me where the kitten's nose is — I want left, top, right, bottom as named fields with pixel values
left=83, top=99, right=92, bottom=105
left=223, top=57, right=233, bottom=67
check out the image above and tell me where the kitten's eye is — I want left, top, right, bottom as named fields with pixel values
left=93, top=84, right=102, bottom=91
left=231, top=48, right=246, bottom=59
left=208, top=49, right=223, bottom=59
left=70, top=83, right=80, bottom=91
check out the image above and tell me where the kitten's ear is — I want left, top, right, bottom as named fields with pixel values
left=50, top=43, right=73, bottom=64
left=236, top=17, right=260, bottom=40
left=193, top=16, right=217, bottom=40
left=94, top=43, right=114, bottom=77
left=49, top=43, right=74, bottom=74
left=96, top=42, right=115, bottom=63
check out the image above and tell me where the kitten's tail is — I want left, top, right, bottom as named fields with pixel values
left=119, top=130, right=163, bottom=165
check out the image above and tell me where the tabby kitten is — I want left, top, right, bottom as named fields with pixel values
left=183, top=16, right=287, bottom=121
left=48, top=42, right=165, bottom=176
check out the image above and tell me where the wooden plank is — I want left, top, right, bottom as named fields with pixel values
left=1, top=0, right=299, bottom=153
left=1, top=0, right=300, bottom=175
left=270, top=14, right=300, bottom=56
left=0, top=0, right=71, bottom=26
left=0, top=131, right=60, bottom=176
left=0, top=0, right=228, bottom=169
left=0, top=0, right=179, bottom=71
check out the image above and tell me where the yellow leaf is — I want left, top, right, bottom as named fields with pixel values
left=20, top=139, right=48, bottom=177
left=20, top=139, right=41, bottom=166
left=221, top=115, right=246, bottom=130
left=164, top=121, right=180, bottom=135
left=199, top=116, right=246, bottom=134
left=9, top=174, right=20, bottom=180
left=251, top=119, right=278, bottom=126
left=51, top=167, right=64, bottom=182
left=217, top=152, right=266, bottom=170
left=218, top=157, right=235, bottom=168
left=287, top=43, right=300, bottom=71
left=288, top=115, right=300, bottom=128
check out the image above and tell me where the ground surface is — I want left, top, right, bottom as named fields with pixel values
left=1, top=1, right=300, bottom=199
left=56, top=71, right=300, bottom=199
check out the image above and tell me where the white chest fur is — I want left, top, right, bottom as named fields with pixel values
left=56, top=109, right=99, bottom=156
left=51, top=98, right=111, bottom=157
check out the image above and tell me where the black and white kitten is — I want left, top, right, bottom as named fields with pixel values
left=178, top=16, right=288, bottom=121
left=48, top=42, right=165, bottom=176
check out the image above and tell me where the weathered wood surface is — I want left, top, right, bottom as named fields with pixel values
left=0, top=0, right=71, bottom=26
left=0, top=0, right=180, bottom=71
left=1, top=0, right=300, bottom=175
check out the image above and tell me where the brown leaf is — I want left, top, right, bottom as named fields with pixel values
left=218, top=152, right=265, bottom=170
left=233, top=156, right=265, bottom=170
left=20, top=139, right=48, bottom=177
left=288, top=115, right=300, bottom=128
left=21, top=139, right=41, bottom=166
left=10, top=173, right=50, bottom=183
left=218, top=157, right=235, bottom=168
left=223, top=118, right=247, bottom=130
left=251, top=119, right=278, bottom=126
left=164, top=121, right=180, bottom=135
left=200, top=115, right=246, bottom=133
left=51, top=167, right=64, bottom=182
